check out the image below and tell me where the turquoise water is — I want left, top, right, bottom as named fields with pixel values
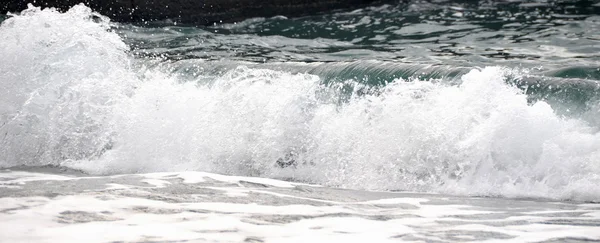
left=123, top=1, right=600, bottom=66
left=1, top=1, right=600, bottom=201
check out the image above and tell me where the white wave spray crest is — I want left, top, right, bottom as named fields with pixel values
left=1, top=5, right=600, bottom=201
left=0, top=4, right=135, bottom=167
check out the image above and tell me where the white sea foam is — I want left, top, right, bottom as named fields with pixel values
left=1, top=5, right=600, bottom=201
left=0, top=4, right=135, bottom=167
left=1, top=171, right=599, bottom=242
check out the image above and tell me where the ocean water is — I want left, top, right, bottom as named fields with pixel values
left=1, top=1, right=600, bottom=242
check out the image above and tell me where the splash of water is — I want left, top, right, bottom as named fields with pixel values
left=0, top=4, right=136, bottom=166
left=1, top=5, right=600, bottom=201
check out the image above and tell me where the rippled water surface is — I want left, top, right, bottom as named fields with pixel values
left=122, top=1, right=600, bottom=67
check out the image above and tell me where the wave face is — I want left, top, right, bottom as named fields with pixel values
left=2, top=5, right=600, bottom=202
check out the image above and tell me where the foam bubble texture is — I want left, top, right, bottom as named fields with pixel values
left=1, top=5, right=600, bottom=201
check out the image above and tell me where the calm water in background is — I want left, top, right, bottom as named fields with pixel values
left=124, top=1, right=600, bottom=67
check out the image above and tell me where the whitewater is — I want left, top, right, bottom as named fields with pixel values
left=1, top=3, right=599, bottom=242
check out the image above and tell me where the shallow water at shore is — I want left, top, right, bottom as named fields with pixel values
left=1, top=169, right=599, bottom=242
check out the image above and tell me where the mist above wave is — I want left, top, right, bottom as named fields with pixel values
left=1, top=5, right=600, bottom=202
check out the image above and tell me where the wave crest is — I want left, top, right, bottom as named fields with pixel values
left=2, top=5, right=600, bottom=202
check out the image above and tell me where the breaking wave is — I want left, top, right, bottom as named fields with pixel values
left=2, top=5, right=600, bottom=201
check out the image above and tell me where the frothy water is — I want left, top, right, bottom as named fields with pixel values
left=2, top=171, right=599, bottom=242
left=1, top=4, right=600, bottom=202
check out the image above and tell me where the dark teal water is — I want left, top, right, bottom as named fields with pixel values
left=121, top=1, right=600, bottom=66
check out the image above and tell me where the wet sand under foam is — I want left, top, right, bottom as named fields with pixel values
left=1, top=169, right=599, bottom=243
